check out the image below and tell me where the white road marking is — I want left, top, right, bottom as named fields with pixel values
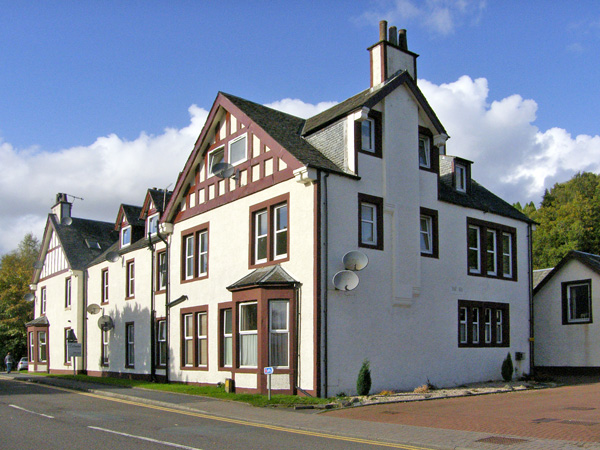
left=88, top=426, right=204, bottom=450
left=9, top=404, right=54, bottom=419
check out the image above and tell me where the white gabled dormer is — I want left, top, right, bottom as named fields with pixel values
left=368, top=20, right=418, bottom=87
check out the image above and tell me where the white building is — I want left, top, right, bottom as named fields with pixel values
left=28, top=22, right=534, bottom=396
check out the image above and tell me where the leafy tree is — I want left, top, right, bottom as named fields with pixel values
left=0, top=233, right=40, bottom=362
left=517, top=172, right=600, bottom=269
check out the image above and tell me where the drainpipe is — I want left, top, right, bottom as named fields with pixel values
left=82, top=271, right=88, bottom=375
left=321, top=172, right=329, bottom=398
left=157, top=232, right=170, bottom=383
left=528, top=223, right=535, bottom=376
left=148, top=232, right=156, bottom=382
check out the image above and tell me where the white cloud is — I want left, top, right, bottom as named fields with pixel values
left=419, top=75, right=600, bottom=204
left=0, top=105, right=208, bottom=256
left=264, top=98, right=338, bottom=119
left=357, top=0, right=487, bottom=35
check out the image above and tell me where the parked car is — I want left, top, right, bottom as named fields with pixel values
left=17, top=357, right=28, bottom=371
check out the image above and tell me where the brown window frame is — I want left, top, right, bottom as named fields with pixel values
left=125, top=322, right=135, bottom=368
left=418, top=126, right=439, bottom=174
left=125, top=259, right=135, bottom=299
left=420, top=207, right=439, bottom=258
left=65, top=277, right=72, bottom=309
left=458, top=300, right=509, bottom=348
left=156, top=250, right=167, bottom=293
left=101, top=268, right=109, bottom=304
left=249, top=193, right=290, bottom=268
left=180, top=223, right=209, bottom=283
left=180, top=305, right=209, bottom=371
left=355, top=110, right=382, bottom=159
left=562, top=279, right=593, bottom=325
left=358, top=193, right=384, bottom=251
left=466, top=218, right=517, bottom=281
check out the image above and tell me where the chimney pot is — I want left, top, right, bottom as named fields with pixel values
left=379, top=20, right=388, bottom=41
left=389, top=26, right=398, bottom=46
left=398, top=29, right=408, bottom=50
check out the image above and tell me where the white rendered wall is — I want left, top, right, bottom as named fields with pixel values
left=534, top=260, right=600, bottom=367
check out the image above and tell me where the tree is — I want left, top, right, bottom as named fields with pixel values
left=517, top=172, right=600, bottom=269
left=356, top=359, right=372, bottom=396
left=0, top=233, right=40, bottom=362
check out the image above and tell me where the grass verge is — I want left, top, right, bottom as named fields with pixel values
left=44, top=374, right=333, bottom=408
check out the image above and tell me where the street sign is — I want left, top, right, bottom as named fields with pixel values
left=67, top=343, right=82, bottom=358
left=264, top=366, right=274, bottom=375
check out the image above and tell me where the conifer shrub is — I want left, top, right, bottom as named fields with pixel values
left=356, top=359, right=372, bottom=396
left=501, top=352, right=514, bottom=382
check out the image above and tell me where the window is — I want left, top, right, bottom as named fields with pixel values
left=467, top=218, right=517, bottom=280
left=229, top=134, right=247, bottom=166
left=157, top=320, right=167, bottom=367
left=65, top=277, right=72, bottom=308
left=157, top=252, right=167, bottom=291
left=29, top=332, right=34, bottom=362
left=101, top=330, right=109, bottom=366
left=38, top=331, right=47, bottom=362
left=486, top=230, right=497, bottom=276
left=208, top=147, right=225, bottom=176
left=197, top=312, right=208, bottom=367
left=455, top=163, right=467, bottom=192
left=147, top=214, right=159, bottom=236
left=269, top=300, right=289, bottom=367
left=101, top=269, right=109, bottom=304
left=64, top=328, right=71, bottom=364
left=239, top=303, right=258, bottom=367
left=183, top=314, right=194, bottom=367
left=250, top=194, right=289, bottom=266
left=125, top=323, right=135, bottom=367
left=121, top=226, right=131, bottom=247
left=420, top=208, right=438, bottom=258
left=562, top=280, right=592, bottom=324
left=222, top=309, right=233, bottom=367
left=358, top=194, right=384, bottom=250
left=419, top=135, right=430, bottom=168
left=181, top=224, right=209, bottom=281
left=40, top=287, right=46, bottom=315
left=355, top=110, right=382, bottom=158
left=361, top=119, right=375, bottom=153
left=126, top=260, right=135, bottom=298
left=458, top=300, right=509, bottom=347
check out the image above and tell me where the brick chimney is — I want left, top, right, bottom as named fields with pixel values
left=368, top=20, right=418, bottom=87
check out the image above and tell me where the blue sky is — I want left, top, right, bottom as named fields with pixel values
left=1, top=0, right=600, bottom=254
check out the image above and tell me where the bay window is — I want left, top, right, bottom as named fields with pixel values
left=239, top=303, right=258, bottom=367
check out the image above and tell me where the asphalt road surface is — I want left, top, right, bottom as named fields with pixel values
left=0, top=378, right=409, bottom=450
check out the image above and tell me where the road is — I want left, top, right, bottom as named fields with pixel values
left=0, top=378, right=415, bottom=450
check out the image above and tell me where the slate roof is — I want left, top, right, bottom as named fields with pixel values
left=25, top=316, right=49, bottom=327
left=148, top=189, right=173, bottom=213
left=534, top=250, right=600, bottom=294
left=51, top=215, right=117, bottom=271
left=438, top=173, right=533, bottom=224
left=227, top=265, right=301, bottom=291
left=533, top=268, right=553, bottom=289
left=302, top=70, right=446, bottom=136
left=121, top=204, right=144, bottom=227
left=221, top=93, right=348, bottom=175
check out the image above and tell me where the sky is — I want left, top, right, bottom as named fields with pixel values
left=2, top=0, right=600, bottom=255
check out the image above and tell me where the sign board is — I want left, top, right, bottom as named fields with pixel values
left=264, top=366, right=274, bottom=375
left=67, top=343, right=82, bottom=358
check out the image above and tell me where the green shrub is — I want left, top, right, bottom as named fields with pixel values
left=356, top=359, right=372, bottom=396
left=501, top=353, right=513, bottom=382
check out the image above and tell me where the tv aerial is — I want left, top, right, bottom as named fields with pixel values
left=87, top=304, right=101, bottom=315
left=98, top=315, right=114, bottom=331
left=211, top=162, right=237, bottom=180
left=342, top=251, right=369, bottom=271
left=332, top=270, right=360, bottom=291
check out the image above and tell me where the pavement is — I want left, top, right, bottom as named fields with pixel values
left=2, top=372, right=600, bottom=450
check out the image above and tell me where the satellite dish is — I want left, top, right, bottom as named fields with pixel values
left=343, top=251, right=369, bottom=271
left=87, top=304, right=101, bottom=315
left=24, top=293, right=35, bottom=302
left=333, top=270, right=360, bottom=291
left=33, top=261, right=44, bottom=270
left=105, top=251, right=121, bottom=263
left=61, top=216, right=73, bottom=226
left=98, top=315, right=114, bottom=332
left=212, top=162, right=236, bottom=179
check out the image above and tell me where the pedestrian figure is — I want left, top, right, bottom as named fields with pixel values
left=4, top=352, right=13, bottom=373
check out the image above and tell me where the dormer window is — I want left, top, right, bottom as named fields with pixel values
left=121, top=226, right=131, bottom=247
left=419, top=135, right=430, bottom=168
left=355, top=110, right=382, bottom=159
left=147, top=214, right=159, bottom=236
left=455, top=163, right=467, bottom=192
left=228, top=134, right=247, bottom=166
